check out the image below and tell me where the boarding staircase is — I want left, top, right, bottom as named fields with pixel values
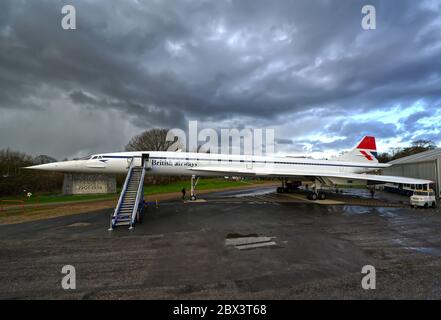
left=110, top=157, right=150, bottom=230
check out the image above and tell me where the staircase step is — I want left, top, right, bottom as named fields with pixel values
left=115, top=221, right=131, bottom=226
left=111, top=165, right=145, bottom=229
left=116, top=216, right=131, bottom=220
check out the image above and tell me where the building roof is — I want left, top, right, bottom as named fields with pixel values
left=388, top=148, right=441, bottom=165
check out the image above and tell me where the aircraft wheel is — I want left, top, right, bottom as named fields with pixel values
left=191, top=195, right=196, bottom=201
left=310, top=192, right=318, bottom=200
left=318, top=192, right=326, bottom=200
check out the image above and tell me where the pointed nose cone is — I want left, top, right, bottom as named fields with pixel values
left=24, top=160, right=86, bottom=172
left=25, top=162, right=64, bottom=172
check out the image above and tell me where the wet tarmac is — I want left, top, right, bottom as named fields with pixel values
left=0, top=186, right=440, bottom=299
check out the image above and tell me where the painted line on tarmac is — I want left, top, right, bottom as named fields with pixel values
left=252, top=195, right=281, bottom=205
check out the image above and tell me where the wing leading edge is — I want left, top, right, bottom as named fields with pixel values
left=189, top=167, right=432, bottom=185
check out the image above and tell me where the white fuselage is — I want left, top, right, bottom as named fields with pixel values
left=31, top=151, right=389, bottom=177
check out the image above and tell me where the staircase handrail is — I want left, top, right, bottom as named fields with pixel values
left=110, top=157, right=135, bottom=229
left=130, top=160, right=148, bottom=227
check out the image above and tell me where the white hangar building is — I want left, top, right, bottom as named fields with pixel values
left=381, top=148, right=441, bottom=199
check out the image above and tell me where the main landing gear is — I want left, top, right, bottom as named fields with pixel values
left=190, top=175, right=199, bottom=201
left=306, top=179, right=326, bottom=200
left=307, top=191, right=326, bottom=200
left=276, top=179, right=301, bottom=194
left=276, top=178, right=327, bottom=200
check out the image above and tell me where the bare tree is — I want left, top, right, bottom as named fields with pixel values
left=125, top=129, right=184, bottom=184
left=125, top=129, right=174, bottom=151
left=411, top=139, right=436, bottom=150
left=0, top=149, right=63, bottom=196
left=379, top=139, right=437, bottom=162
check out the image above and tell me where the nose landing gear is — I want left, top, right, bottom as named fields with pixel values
left=190, top=175, right=199, bottom=201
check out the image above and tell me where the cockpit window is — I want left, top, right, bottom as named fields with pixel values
left=79, top=155, right=103, bottom=160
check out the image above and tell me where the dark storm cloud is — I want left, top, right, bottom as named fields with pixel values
left=402, top=110, right=433, bottom=131
left=327, top=120, right=398, bottom=140
left=1, top=0, right=441, bottom=157
left=288, top=119, right=400, bottom=153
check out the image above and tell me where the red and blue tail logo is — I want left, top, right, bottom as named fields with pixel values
left=356, top=136, right=377, bottom=161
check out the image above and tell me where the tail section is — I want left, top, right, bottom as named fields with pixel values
left=336, top=136, right=378, bottom=163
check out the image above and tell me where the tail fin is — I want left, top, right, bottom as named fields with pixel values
left=336, top=136, right=378, bottom=163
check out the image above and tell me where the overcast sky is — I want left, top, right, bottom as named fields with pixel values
left=1, top=0, right=440, bottom=159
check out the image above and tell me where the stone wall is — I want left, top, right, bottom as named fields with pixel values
left=62, top=174, right=117, bottom=195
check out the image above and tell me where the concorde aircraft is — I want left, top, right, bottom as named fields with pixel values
left=27, top=136, right=432, bottom=202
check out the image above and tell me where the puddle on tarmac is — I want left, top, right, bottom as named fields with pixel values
left=393, top=238, right=441, bottom=257
left=232, top=188, right=275, bottom=198
left=341, top=206, right=372, bottom=216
